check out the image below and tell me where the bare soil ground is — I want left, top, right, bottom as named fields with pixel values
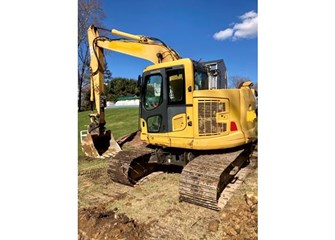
left=78, top=153, right=258, bottom=240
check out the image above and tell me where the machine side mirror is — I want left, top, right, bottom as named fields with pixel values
left=137, top=75, right=142, bottom=88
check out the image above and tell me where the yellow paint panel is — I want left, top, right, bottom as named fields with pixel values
left=169, top=137, right=194, bottom=149
left=247, top=110, right=257, bottom=123
left=148, top=134, right=171, bottom=147
left=172, top=114, right=186, bottom=131
left=216, top=112, right=229, bottom=123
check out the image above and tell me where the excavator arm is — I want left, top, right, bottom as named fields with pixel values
left=89, top=26, right=181, bottom=65
left=82, top=25, right=181, bottom=158
left=87, top=25, right=181, bottom=129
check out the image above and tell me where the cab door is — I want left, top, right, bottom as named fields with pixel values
left=166, top=66, right=187, bottom=133
left=140, top=62, right=194, bottom=147
left=141, top=68, right=168, bottom=134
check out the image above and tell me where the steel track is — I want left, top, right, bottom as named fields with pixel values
left=107, top=148, right=155, bottom=186
left=179, top=145, right=255, bottom=211
left=107, top=143, right=256, bottom=211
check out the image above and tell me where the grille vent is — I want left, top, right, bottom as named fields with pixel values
left=198, top=100, right=227, bottom=136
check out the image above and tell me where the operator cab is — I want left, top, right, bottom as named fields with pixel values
left=139, top=59, right=227, bottom=134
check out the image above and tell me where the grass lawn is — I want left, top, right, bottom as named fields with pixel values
left=78, top=107, right=140, bottom=157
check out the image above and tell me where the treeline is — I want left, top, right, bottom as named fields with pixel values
left=105, top=78, right=140, bottom=102
left=81, top=77, right=140, bottom=111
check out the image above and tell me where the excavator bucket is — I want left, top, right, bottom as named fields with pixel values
left=80, top=130, right=121, bottom=158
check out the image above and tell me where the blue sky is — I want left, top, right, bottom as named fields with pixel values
left=100, top=0, right=257, bottom=84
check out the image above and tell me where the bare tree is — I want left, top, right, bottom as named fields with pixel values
left=229, top=75, right=257, bottom=90
left=252, top=82, right=258, bottom=91
left=78, top=0, right=105, bottom=111
left=229, top=76, right=250, bottom=88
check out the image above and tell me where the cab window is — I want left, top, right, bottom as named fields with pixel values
left=167, top=69, right=185, bottom=104
left=144, top=74, right=163, bottom=110
left=194, top=70, right=208, bottom=90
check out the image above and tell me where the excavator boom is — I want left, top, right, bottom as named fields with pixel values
left=81, top=25, right=181, bottom=158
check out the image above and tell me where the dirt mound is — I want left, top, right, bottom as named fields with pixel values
left=221, top=202, right=257, bottom=239
left=78, top=206, right=145, bottom=240
left=220, top=170, right=258, bottom=240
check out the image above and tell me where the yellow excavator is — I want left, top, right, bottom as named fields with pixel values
left=80, top=25, right=258, bottom=210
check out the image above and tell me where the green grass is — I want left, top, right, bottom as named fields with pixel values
left=78, top=107, right=140, bottom=156
left=78, top=158, right=108, bottom=172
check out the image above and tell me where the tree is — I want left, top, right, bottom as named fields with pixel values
left=78, top=0, right=105, bottom=111
left=106, top=78, right=140, bottom=102
left=229, top=75, right=257, bottom=90
left=252, top=82, right=258, bottom=91
left=80, top=62, right=113, bottom=111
